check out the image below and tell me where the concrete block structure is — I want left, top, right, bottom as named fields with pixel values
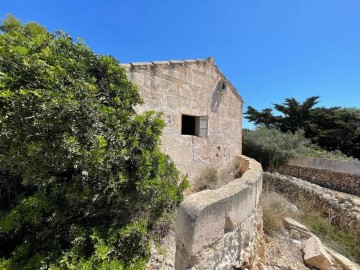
left=121, top=57, right=243, bottom=180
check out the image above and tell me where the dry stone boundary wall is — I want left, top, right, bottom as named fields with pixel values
left=277, top=157, right=360, bottom=196
left=263, top=172, right=360, bottom=230
left=288, top=157, right=360, bottom=174
left=175, top=155, right=264, bottom=270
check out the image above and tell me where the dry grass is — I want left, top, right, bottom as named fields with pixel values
left=261, top=191, right=298, bottom=235
left=191, top=167, right=219, bottom=192
left=262, top=189, right=360, bottom=263
left=296, top=196, right=360, bottom=263
left=190, top=161, right=242, bottom=193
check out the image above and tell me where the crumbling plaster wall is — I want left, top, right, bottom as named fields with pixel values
left=175, top=155, right=265, bottom=270
left=122, top=58, right=243, bottom=180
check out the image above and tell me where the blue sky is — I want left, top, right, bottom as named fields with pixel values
left=1, top=0, right=360, bottom=128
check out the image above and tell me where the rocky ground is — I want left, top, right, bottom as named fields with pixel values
left=145, top=186, right=360, bottom=270
left=265, top=223, right=335, bottom=270
left=146, top=229, right=176, bottom=270
left=146, top=224, right=359, bottom=270
left=265, top=232, right=311, bottom=270
left=146, top=220, right=359, bottom=270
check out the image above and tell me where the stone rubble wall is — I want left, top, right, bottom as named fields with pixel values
left=263, top=172, right=360, bottom=231
left=288, top=157, right=360, bottom=175
left=277, top=164, right=360, bottom=196
left=175, top=155, right=264, bottom=270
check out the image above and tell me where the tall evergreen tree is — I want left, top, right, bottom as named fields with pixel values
left=245, top=96, right=360, bottom=159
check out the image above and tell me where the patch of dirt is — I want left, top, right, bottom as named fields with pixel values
left=264, top=229, right=345, bottom=270
left=264, top=232, right=310, bottom=270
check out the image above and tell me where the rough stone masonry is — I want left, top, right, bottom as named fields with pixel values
left=175, top=155, right=265, bottom=270
left=121, top=57, right=243, bottom=181
left=277, top=157, right=360, bottom=196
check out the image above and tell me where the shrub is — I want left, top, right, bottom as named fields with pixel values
left=263, top=188, right=360, bottom=262
left=0, top=15, right=187, bottom=269
left=261, top=191, right=297, bottom=235
left=296, top=197, right=360, bottom=263
left=242, top=127, right=309, bottom=171
left=192, top=167, right=219, bottom=192
left=297, top=145, right=360, bottom=162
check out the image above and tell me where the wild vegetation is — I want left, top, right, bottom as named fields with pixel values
left=191, top=167, right=219, bottom=192
left=297, top=144, right=359, bottom=162
left=296, top=197, right=360, bottom=263
left=243, top=126, right=359, bottom=171
left=0, top=15, right=187, bottom=269
left=245, top=96, right=360, bottom=160
left=262, top=191, right=360, bottom=263
left=242, top=127, right=309, bottom=171
left=261, top=191, right=297, bottom=235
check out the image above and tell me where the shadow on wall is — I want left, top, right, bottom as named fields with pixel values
left=211, top=81, right=224, bottom=112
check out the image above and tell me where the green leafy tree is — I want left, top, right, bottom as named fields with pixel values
left=244, top=107, right=281, bottom=128
left=0, top=15, right=186, bottom=269
left=242, top=127, right=309, bottom=171
left=245, top=96, right=319, bottom=135
left=310, top=107, right=360, bottom=157
left=245, top=96, right=360, bottom=159
left=273, top=96, right=319, bottom=135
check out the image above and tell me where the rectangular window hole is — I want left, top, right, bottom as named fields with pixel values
left=182, top=115, right=196, bottom=135
left=181, top=115, right=208, bottom=137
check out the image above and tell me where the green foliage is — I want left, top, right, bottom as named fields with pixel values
left=245, top=96, right=319, bottom=134
left=297, top=198, right=360, bottom=263
left=262, top=190, right=360, bottom=263
left=310, top=107, right=360, bottom=159
left=297, top=145, right=360, bottom=162
left=245, top=96, right=360, bottom=159
left=48, top=222, right=149, bottom=270
left=0, top=15, right=187, bottom=269
left=242, top=127, right=309, bottom=171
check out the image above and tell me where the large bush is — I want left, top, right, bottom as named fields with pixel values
left=0, top=15, right=186, bottom=269
left=242, top=127, right=309, bottom=171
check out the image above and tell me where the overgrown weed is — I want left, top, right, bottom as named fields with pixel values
left=296, top=197, right=360, bottom=263
left=262, top=188, right=360, bottom=263
left=261, top=191, right=297, bottom=235
left=192, top=167, right=219, bottom=192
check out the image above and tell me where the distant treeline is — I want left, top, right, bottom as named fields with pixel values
left=245, top=96, right=360, bottom=159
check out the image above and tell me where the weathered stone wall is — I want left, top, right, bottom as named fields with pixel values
left=277, top=164, right=360, bottom=196
left=175, top=155, right=264, bottom=270
left=288, top=157, right=360, bottom=175
left=263, top=172, right=360, bottom=230
left=122, top=58, right=243, bottom=181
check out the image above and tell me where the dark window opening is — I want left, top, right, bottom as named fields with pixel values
left=181, top=115, right=208, bottom=137
left=182, top=115, right=196, bottom=135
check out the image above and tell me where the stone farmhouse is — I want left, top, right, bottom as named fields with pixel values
left=121, top=57, right=243, bottom=180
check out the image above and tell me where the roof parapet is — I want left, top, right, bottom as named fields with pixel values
left=120, top=58, right=212, bottom=67
left=120, top=57, right=243, bottom=103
